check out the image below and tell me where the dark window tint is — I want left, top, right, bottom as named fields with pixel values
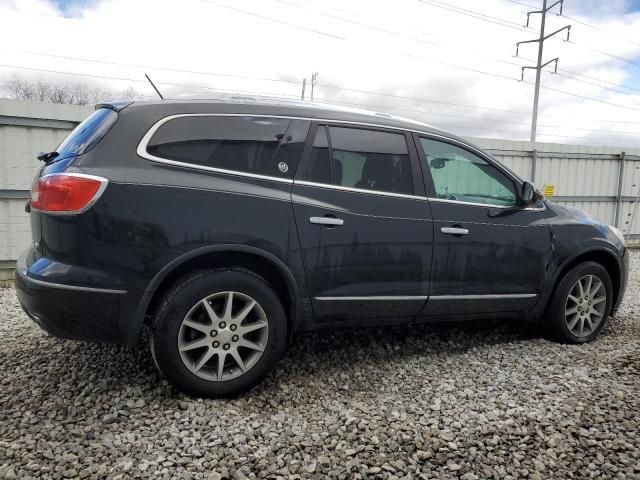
left=56, top=108, right=117, bottom=157
left=147, top=116, right=308, bottom=178
left=306, top=126, right=332, bottom=184
left=306, top=126, right=413, bottom=195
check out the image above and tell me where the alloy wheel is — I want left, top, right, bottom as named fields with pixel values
left=177, top=291, right=269, bottom=381
left=564, top=274, right=607, bottom=338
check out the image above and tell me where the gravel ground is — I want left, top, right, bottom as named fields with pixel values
left=1, top=255, right=639, bottom=480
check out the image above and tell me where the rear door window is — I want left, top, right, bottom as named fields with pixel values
left=56, top=108, right=118, bottom=157
left=145, top=116, right=309, bottom=179
left=305, top=126, right=413, bottom=195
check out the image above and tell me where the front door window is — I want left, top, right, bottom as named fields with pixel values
left=420, top=138, right=517, bottom=207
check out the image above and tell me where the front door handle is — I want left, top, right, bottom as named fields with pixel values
left=441, top=226, right=469, bottom=235
left=310, top=216, right=344, bottom=226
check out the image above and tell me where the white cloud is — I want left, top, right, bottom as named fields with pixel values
left=1, top=0, right=639, bottom=147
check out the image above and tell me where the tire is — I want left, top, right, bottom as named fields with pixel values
left=545, top=261, right=612, bottom=344
left=150, top=268, right=287, bottom=397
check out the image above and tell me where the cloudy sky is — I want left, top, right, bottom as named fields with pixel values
left=1, top=0, right=640, bottom=147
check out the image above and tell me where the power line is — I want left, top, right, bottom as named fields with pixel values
left=553, top=70, right=639, bottom=96
left=317, top=96, right=640, bottom=135
left=200, top=0, right=345, bottom=40
left=562, top=14, right=640, bottom=48
left=318, top=94, right=640, bottom=135
left=5, top=52, right=640, bottom=123
left=557, top=67, right=640, bottom=94
left=562, top=40, right=640, bottom=69
left=417, top=0, right=530, bottom=33
left=2, top=63, right=639, bottom=139
left=10, top=28, right=640, bottom=104
left=510, top=0, right=640, bottom=47
left=507, top=0, right=538, bottom=9
left=15, top=33, right=640, bottom=99
left=8, top=49, right=302, bottom=86
left=202, top=0, right=640, bottom=97
left=410, top=30, right=640, bottom=96
left=528, top=58, right=640, bottom=95
left=0, top=64, right=301, bottom=99
left=323, top=11, right=398, bottom=35
left=403, top=49, right=640, bottom=113
left=320, top=81, right=640, bottom=125
left=424, top=0, right=640, bottom=70
left=318, top=83, right=533, bottom=115
left=524, top=78, right=640, bottom=112
left=413, top=4, right=640, bottom=94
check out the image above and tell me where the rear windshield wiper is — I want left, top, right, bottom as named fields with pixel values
left=37, top=151, right=59, bottom=163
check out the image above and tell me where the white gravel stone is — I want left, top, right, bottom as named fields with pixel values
left=1, top=251, right=639, bottom=479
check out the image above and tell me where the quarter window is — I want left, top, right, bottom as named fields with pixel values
left=306, top=126, right=413, bottom=195
left=146, top=116, right=309, bottom=178
left=420, top=138, right=517, bottom=207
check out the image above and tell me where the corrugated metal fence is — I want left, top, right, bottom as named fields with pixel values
left=1, top=99, right=639, bottom=275
left=472, top=138, right=640, bottom=234
left=0, top=100, right=93, bottom=273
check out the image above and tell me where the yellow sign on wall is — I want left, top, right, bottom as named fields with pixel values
left=543, top=185, right=555, bottom=198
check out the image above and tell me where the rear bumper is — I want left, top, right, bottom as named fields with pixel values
left=15, top=248, right=127, bottom=344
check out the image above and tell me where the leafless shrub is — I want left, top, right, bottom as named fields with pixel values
left=3, top=75, right=143, bottom=105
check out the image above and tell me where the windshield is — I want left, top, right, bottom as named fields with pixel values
left=56, top=108, right=118, bottom=157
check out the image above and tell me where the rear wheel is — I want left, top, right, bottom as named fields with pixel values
left=150, top=269, right=287, bottom=397
left=546, top=261, right=612, bottom=343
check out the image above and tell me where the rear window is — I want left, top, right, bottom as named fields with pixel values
left=56, top=108, right=118, bottom=157
left=145, top=116, right=309, bottom=179
left=305, top=125, right=413, bottom=195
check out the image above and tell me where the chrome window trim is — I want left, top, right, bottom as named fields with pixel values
left=30, top=172, right=109, bottom=216
left=136, top=114, right=295, bottom=184
left=429, top=293, right=538, bottom=300
left=295, top=180, right=428, bottom=201
left=136, top=113, right=545, bottom=211
left=315, top=295, right=429, bottom=301
left=136, top=112, right=525, bottom=187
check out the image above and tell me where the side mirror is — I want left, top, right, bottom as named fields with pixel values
left=430, top=157, right=448, bottom=169
left=521, top=181, right=541, bottom=205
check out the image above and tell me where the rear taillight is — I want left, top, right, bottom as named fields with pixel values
left=30, top=173, right=108, bottom=214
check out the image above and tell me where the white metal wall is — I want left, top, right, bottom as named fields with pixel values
left=1, top=99, right=639, bottom=265
left=472, top=137, right=640, bottom=234
left=0, top=100, right=93, bottom=262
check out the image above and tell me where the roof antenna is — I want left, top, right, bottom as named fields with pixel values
left=145, top=73, right=164, bottom=100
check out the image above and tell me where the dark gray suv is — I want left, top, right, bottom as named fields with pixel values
left=15, top=98, right=629, bottom=397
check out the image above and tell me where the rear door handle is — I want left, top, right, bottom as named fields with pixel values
left=310, top=216, right=344, bottom=226
left=441, top=227, right=469, bottom=235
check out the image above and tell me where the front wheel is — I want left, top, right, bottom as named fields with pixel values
left=150, top=269, right=287, bottom=397
left=546, top=261, right=612, bottom=344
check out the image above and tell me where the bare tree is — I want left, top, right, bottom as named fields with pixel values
left=7, top=76, right=35, bottom=101
left=3, top=75, right=143, bottom=105
left=34, top=80, right=51, bottom=102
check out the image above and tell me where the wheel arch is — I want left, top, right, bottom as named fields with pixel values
left=546, top=246, right=622, bottom=315
left=131, top=245, right=303, bottom=342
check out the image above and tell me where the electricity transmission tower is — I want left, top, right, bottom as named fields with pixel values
left=310, top=72, right=319, bottom=101
left=301, top=72, right=318, bottom=101
left=516, top=0, right=571, bottom=142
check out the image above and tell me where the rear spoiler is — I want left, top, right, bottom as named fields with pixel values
left=94, top=101, right=134, bottom=112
